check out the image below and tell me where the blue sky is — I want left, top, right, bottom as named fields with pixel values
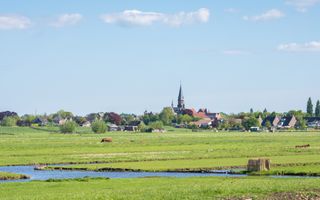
left=0, top=0, right=319, bottom=115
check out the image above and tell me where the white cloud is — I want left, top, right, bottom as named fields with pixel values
left=286, top=0, right=320, bottom=12
left=0, top=15, right=31, bottom=30
left=101, top=8, right=210, bottom=27
left=51, top=13, right=83, bottom=27
left=243, top=9, right=285, bottom=22
left=278, top=41, right=320, bottom=52
left=222, top=50, right=252, bottom=55
left=224, top=8, right=239, bottom=13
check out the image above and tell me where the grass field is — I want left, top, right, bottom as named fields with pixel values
left=0, top=172, right=29, bottom=180
left=1, top=176, right=320, bottom=200
left=1, top=126, right=320, bottom=199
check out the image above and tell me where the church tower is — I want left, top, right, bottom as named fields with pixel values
left=177, top=84, right=185, bottom=109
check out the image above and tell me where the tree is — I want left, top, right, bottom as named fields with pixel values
left=177, top=114, right=193, bottom=124
left=296, top=117, right=307, bottom=130
left=1, top=116, right=17, bottom=127
left=91, top=120, right=107, bottom=133
left=159, top=107, right=175, bottom=125
left=307, top=97, right=314, bottom=116
left=141, top=112, right=159, bottom=125
left=60, top=121, right=76, bottom=133
left=74, top=116, right=87, bottom=126
left=264, top=121, right=272, bottom=129
left=315, top=100, right=320, bottom=117
left=56, top=110, right=73, bottom=119
left=242, top=117, right=260, bottom=131
left=104, top=112, right=122, bottom=125
left=0, top=111, right=18, bottom=121
left=138, top=121, right=147, bottom=132
left=148, top=121, right=164, bottom=130
left=250, top=108, right=254, bottom=114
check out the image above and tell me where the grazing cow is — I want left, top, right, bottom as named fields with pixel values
left=295, top=144, right=310, bottom=148
left=101, top=137, right=112, bottom=143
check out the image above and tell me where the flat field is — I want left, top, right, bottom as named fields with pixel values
left=1, top=126, right=320, bottom=199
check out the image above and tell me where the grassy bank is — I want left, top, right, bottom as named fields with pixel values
left=1, top=176, right=320, bottom=199
left=0, top=172, right=29, bottom=180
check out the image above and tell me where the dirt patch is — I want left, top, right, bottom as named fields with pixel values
left=265, top=191, right=320, bottom=200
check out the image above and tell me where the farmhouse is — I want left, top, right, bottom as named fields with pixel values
left=262, top=116, right=281, bottom=127
left=305, top=117, right=320, bottom=128
left=190, top=118, right=212, bottom=128
left=278, top=115, right=297, bottom=129
left=32, top=117, right=48, bottom=126
left=81, top=121, right=91, bottom=127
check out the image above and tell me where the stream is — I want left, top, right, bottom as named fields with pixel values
left=0, top=165, right=246, bottom=183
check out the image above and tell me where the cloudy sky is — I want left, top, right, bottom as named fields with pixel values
left=0, top=0, right=319, bottom=115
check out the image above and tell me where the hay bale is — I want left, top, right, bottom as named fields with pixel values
left=101, top=137, right=112, bottom=143
left=247, top=158, right=270, bottom=172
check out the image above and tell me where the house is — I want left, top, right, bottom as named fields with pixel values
left=190, top=118, right=212, bottom=128
left=53, top=116, right=71, bottom=125
left=108, top=124, right=121, bottom=132
left=81, top=121, right=91, bottom=127
left=278, top=115, right=297, bottom=129
left=32, top=117, right=48, bottom=126
left=124, top=121, right=141, bottom=132
left=262, top=116, right=281, bottom=127
left=124, top=126, right=138, bottom=132
left=305, top=117, right=320, bottom=128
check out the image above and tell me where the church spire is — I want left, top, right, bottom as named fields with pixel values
left=177, top=83, right=185, bottom=109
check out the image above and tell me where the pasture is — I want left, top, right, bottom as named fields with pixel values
left=1, top=126, right=320, bottom=199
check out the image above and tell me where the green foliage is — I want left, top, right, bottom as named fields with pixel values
left=141, top=112, right=159, bottom=125
left=137, top=121, right=147, bottom=132
left=177, top=114, right=193, bottom=124
left=264, top=120, right=272, bottom=129
left=1, top=116, right=18, bottom=127
left=296, top=117, right=307, bottom=130
left=307, top=97, right=314, bottom=116
left=159, top=107, right=175, bottom=125
left=242, top=117, right=260, bottom=130
left=91, top=120, right=107, bottom=134
left=56, top=110, right=74, bottom=119
left=148, top=121, right=164, bottom=130
left=59, top=121, right=77, bottom=133
left=315, top=100, right=320, bottom=117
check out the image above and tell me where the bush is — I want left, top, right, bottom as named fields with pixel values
left=148, top=121, right=164, bottom=130
left=91, top=120, right=107, bottom=134
left=1, top=116, right=18, bottom=127
left=60, top=121, right=76, bottom=133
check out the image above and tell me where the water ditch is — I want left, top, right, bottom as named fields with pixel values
left=0, top=165, right=318, bottom=183
left=0, top=165, right=246, bottom=183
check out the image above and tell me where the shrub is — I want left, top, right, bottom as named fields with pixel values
left=60, top=121, right=76, bottom=133
left=149, top=121, right=164, bottom=130
left=91, top=120, right=107, bottom=133
left=1, top=116, right=18, bottom=127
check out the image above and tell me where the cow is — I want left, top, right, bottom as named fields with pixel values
left=101, top=137, right=112, bottom=143
left=295, top=144, right=310, bottom=148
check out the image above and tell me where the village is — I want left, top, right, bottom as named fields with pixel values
left=1, top=85, right=319, bottom=133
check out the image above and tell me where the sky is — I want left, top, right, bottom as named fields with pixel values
left=0, top=0, right=320, bottom=116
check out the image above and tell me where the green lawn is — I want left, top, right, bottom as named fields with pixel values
left=1, top=176, right=320, bottom=200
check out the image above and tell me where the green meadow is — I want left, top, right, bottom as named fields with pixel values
left=1, top=126, right=320, bottom=199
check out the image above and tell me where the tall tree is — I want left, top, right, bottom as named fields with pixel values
left=315, top=100, right=320, bottom=117
left=307, top=97, right=314, bottom=116
left=159, top=107, right=175, bottom=125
